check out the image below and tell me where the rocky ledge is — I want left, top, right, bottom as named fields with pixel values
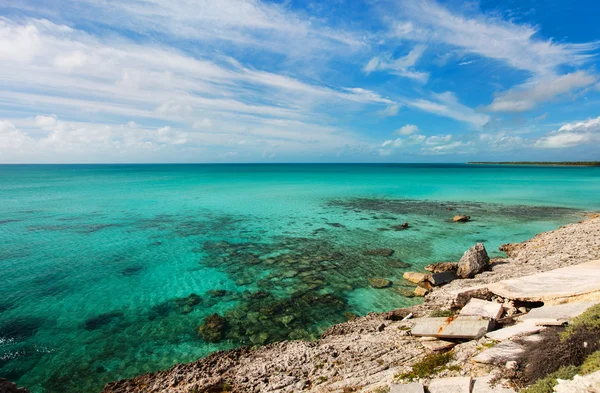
left=102, top=215, right=600, bottom=393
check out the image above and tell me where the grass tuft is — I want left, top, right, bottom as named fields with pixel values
left=394, top=351, right=453, bottom=381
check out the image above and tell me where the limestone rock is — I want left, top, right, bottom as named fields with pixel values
left=427, top=377, right=472, bottom=393
left=411, top=316, right=491, bottom=339
left=403, top=272, right=430, bottom=284
left=459, top=298, right=503, bottom=320
left=457, top=243, right=490, bottom=278
left=390, top=382, right=425, bottom=393
left=414, top=286, right=429, bottom=297
left=521, top=301, right=599, bottom=326
left=420, top=339, right=456, bottom=352
left=472, top=341, right=525, bottom=365
left=425, top=262, right=458, bottom=273
left=554, top=370, right=600, bottom=393
left=428, top=271, right=457, bottom=286
left=453, top=215, right=471, bottom=222
left=485, top=322, right=544, bottom=341
left=472, top=375, right=516, bottom=393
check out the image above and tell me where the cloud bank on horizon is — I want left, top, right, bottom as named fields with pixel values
left=0, top=0, right=599, bottom=163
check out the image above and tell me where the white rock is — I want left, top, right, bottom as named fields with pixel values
left=521, top=301, right=599, bottom=326
left=460, top=298, right=504, bottom=320
left=389, top=382, right=425, bottom=393
left=427, top=376, right=472, bottom=393
left=485, top=322, right=545, bottom=341
left=411, top=316, right=491, bottom=339
left=472, top=341, right=525, bottom=365
left=472, top=375, right=516, bottom=393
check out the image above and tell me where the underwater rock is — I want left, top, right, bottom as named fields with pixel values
left=326, top=222, right=345, bottom=228
left=368, top=278, right=393, bottom=288
left=206, top=289, right=227, bottom=297
left=198, top=314, right=227, bottom=343
left=0, top=379, right=30, bottom=393
left=343, top=312, right=359, bottom=321
left=453, top=215, right=471, bottom=222
left=414, top=287, right=429, bottom=297
left=391, top=222, right=410, bottom=230
left=363, top=248, right=394, bottom=257
left=121, top=265, right=143, bottom=276
left=386, top=259, right=411, bottom=268
left=393, top=287, right=417, bottom=297
left=457, top=243, right=490, bottom=278
left=425, top=262, right=458, bottom=273
left=0, top=317, right=44, bottom=341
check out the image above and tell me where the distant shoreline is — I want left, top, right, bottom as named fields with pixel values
left=467, top=161, right=600, bottom=167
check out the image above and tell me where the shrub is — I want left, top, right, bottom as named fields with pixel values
left=429, top=309, right=455, bottom=318
left=581, top=350, right=600, bottom=375
left=521, top=365, right=579, bottom=393
left=395, top=351, right=453, bottom=381
left=561, top=304, right=600, bottom=340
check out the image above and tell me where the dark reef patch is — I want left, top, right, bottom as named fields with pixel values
left=0, top=317, right=43, bottom=342
left=84, top=312, right=125, bottom=331
left=121, top=265, right=144, bottom=276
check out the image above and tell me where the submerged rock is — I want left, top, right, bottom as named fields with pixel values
left=403, top=272, right=430, bottom=284
left=198, top=314, right=227, bottom=343
left=425, top=262, right=458, bottom=273
left=368, top=278, right=393, bottom=288
left=0, top=379, right=30, bottom=393
left=363, top=248, right=394, bottom=257
left=453, top=215, right=471, bottom=222
left=457, top=243, right=490, bottom=278
left=391, top=222, right=410, bottom=231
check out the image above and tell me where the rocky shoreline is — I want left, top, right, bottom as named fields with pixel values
left=98, top=215, right=600, bottom=393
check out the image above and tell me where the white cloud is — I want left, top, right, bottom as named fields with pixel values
left=364, top=45, right=429, bottom=82
left=378, top=104, right=401, bottom=117
left=425, top=134, right=452, bottom=145
left=487, top=71, right=597, bottom=112
left=395, top=124, right=419, bottom=135
left=406, top=92, right=490, bottom=127
left=0, top=22, right=41, bottom=63
left=385, top=0, right=598, bottom=76
left=535, top=116, right=600, bottom=148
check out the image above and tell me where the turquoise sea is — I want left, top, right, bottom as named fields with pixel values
left=1, top=164, right=599, bottom=392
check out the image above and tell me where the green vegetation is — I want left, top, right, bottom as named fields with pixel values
left=467, top=161, right=600, bottom=166
left=581, top=350, right=600, bottom=375
left=521, top=365, right=580, bottom=393
left=394, top=351, right=453, bottom=381
left=429, top=309, right=455, bottom=318
left=561, top=304, right=600, bottom=340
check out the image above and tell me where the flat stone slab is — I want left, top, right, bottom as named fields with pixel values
left=521, top=301, right=599, bottom=326
left=427, top=377, right=472, bottom=393
left=390, top=382, right=425, bottom=393
left=472, top=375, right=516, bottom=393
left=488, top=260, right=600, bottom=302
left=472, top=341, right=525, bottom=365
left=411, top=316, right=492, bottom=339
left=485, top=322, right=545, bottom=341
left=460, top=298, right=504, bottom=320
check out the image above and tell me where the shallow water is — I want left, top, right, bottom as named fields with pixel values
left=0, top=164, right=599, bottom=392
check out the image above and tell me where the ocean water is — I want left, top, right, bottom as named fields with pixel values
left=0, top=163, right=599, bottom=392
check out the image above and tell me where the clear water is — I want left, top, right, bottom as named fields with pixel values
left=0, top=164, right=598, bottom=392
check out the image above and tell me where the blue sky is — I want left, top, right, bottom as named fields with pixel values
left=0, top=0, right=599, bottom=163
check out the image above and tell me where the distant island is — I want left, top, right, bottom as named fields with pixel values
left=468, top=161, right=600, bottom=166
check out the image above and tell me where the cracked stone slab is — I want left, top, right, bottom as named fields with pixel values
left=411, top=316, right=492, bottom=339
left=485, top=322, right=545, bottom=341
left=520, top=301, right=599, bottom=326
left=427, top=377, right=472, bottom=393
left=390, top=382, right=425, bottom=393
left=487, top=260, right=600, bottom=302
left=472, top=375, right=516, bottom=393
left=460, top=298, right=504, bottom=320
left=472, top=341, right=525, bottom=365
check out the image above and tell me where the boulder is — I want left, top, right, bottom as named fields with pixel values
left=457, top=243, right=490, bottom=278
left=403, top=272, right=431, bottom=284
left=198, top=313, right=227, bottom=343
left=369, top=278, right=393, bottom=288
left=453, top=215, right=471, bottom=222
left=414, top=287, right=429, bottom=297
left=428, top=271, right=457, bottom=286
left=425, top=262, right=458, bottom=273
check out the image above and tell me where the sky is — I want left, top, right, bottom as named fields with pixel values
left=0, top=0, right=599, bottom=163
